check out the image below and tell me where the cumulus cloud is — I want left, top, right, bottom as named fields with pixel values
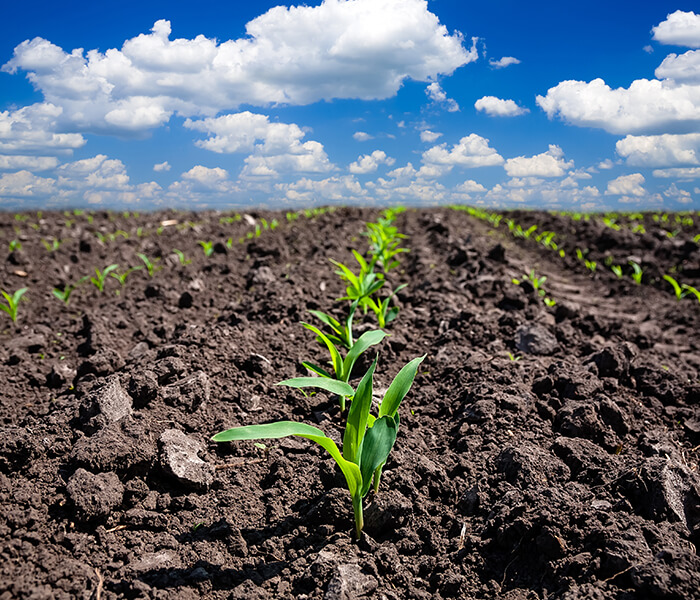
left=605, top=173, right=646, bottom=196
left=3, top=1, right=473, bottom=134
left=537, top=13, right=700, bottom=136
left=185, top=112, right=333, bottom=176
left=275, top=175, right=366, bottom=205
left=349, top=150, right=395, bottom=174
left=153, top=161, right=171, bottom=172
left=616, top=133, right=700, bottom=166
left=0, top=170, right=55, bottom=198
left=426, top=82, right=460, bottom=112
left=489, top=56, right=521, bottom=69
left=420, top=129, right=442, bottom=142
left=181, top=165, right=229, bottom=187
left=475, top=96, right=529, bottom=117
left=652, top=167, right=700, bottom=178
left=504, top=145, right=573, bottom=177
left=422, top=134, right=504, bottom=168
left=652, top=10, right=700, bottom=48
left=0, top=103, right=85, bottom=152
left=0, top=155, right=59, bottom=170
left=353, top=131, right=374, bottom=141
left=455, top=179, right=486, bottom=193
left=484, top=177, right=601, bottom=208
left=663, top=182, right=693, bottom=203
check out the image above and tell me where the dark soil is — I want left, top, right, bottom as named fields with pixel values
left=1, top=207, right=699, bottom=600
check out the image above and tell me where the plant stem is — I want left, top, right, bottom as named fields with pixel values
left=352, top=494, right=364, bottom=539
left=372, top=466, right=382, bottom=494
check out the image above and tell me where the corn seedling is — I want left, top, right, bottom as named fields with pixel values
left=584, top=259, right=597, bottom=273
left=629, top=260, right=643, bottom=285
left=681, top=284, right=700, bottom=303
left=611, top=264, right=623, bottom=278
left=41, top=238, right=61, bottom=252
left=332, top=251, right=385, bottom=311
left=213, top=355, right=425, bottom=538
left=172, top=249, right=191, bottom=265
left=110, top=266, right=142, bottom=287
left=308, top=300, right=359, bottom=350
left=199, top=241, right=214, bottom=257
left=363, top=222, right=408, bottom=274
left=301, top=323, right=387, bottom=410
left=90, top=264, right=119, bottom=292
left=364, top=284, right=407, bottom=328
left=52, top=276, right=89, bottom=306
left=137, top=253, right=161, bottom=277
left=9, top=239, right=22, bottom=252
left=0, top=287, right=28, bottom=322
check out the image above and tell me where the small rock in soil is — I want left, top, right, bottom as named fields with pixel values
left=77, top=347, right=125, bottom=377
left=66, top=468, right=124, bottom=523
left=159, top=429, right=214, bottom=490
left=364, top=489, right=412, bottom=535
left=70, top=420, right=156, bottom=476
left=325, top=563, right=378, bottom=600
left=153, top=356, right=187, bottom=384
left=79, top=374, right=133, bottom=432
left=128, top=369, right=159, bottom=408
left=497, top=442, right=570, bottom=487
left=46, top=362, right=76, bottom=388
left=551, top=436, right=614, bottom=484
left=515, top=324, right=559, bottom=355
left=161, top=370, right=210, bottom=412
left=586, top=343, right=635, bottom=382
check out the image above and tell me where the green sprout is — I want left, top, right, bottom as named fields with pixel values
left=362, top=221, right=408, bottom=274
left=110, top=266, right=142, bottom=287
left=212, top=355, right=425, bottom=539
left=172, top=249, right=191, bottom=265
left=681, top=284, right=700, bottom=303
left=364, top=284, right=407, bottom=328
left=0, top=287, right=28, bottom=322
left=90, top=265, right=119, bottom=292
left=199, top=241, right=214, bottom=257
left=611, top=264, right=623, bottom=278
left=629, top=260, right=643, bottom=285
left=41, top=238, right=62, bottom=252
left=308, top=300, right=359, bottom=350
left=52, top=276, right=89, bottom=305
left=331, top=251, right=385, bottom=311
left=137, top=253, right=161, bottom=277
left=9, top=239, right=22, bottom=252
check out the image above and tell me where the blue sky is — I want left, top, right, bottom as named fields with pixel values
left=1, top=0, right=700, bottom=211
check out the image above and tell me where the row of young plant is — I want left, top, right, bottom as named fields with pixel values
left=0, top=208, right=339, bottom=324
left=212, top=207, right=425, bottom=539
left=453, top=206, right=700, bottom=304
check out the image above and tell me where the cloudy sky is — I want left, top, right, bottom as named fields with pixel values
left=1, top=0, right=699, bottom=211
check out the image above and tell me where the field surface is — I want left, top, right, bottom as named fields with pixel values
left=0, top=207, right=699, bottom=600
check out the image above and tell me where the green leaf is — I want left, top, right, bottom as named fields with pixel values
left=342, top=329, right=386, bottom=381
left=277, top=377, right=354, bottom=397
left=342, top=357, right=376, bottom=464
left=302, top=322, right=343, bottom=377
left=379, top=355, right=426, bottom=418
left=301, top=361, right=334, bottom=379
left=308, top=309, right=341, bottom=332
left=212, top=421, right=362, bottom=498
left=359, top=416, right=398, bottom=497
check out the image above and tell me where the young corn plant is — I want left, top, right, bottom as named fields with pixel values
left=332, top=251, right=385, bottom=312
left=1, top=287, right=28, bottom=322
left=90, top=265, right=119, bottom=292
left=52, top=276, right=90, bottom=306
left=629, top=260, right=643, bottom=285
left=137, top=253, right=161, bottom=277
left=198, top=241, right=214, bottom=257
left=308, top=300, right=359, bottom=350
left=301, top=323, right=386, bottom=411
left=172, top=249, right=192, bottom=265
left=41, top=238, right=61, bottom=252
left=363, top=222, right=408, bottom=274
left=363, top=284, right=407, bottom=328
left=681, top=284, right=700, bottom=303
left=9, top=239, right=22, bottom=252
left=212, top=355, right=425, bottom=539
left=110, top=266, right=142, bottom=288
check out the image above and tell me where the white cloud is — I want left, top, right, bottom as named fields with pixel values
left=605, top=173, right=646, bottom=196
left=652, top=167, right=700, bottom=178
left=0, top=170, right=55, bottom=198
left=616, top=133, right=700, bottom=166
left=484, top=177, right=601, bottom=208
left=597, top=159, right=615, bottom=169
left=663, top=182, right=693, bottom=203
left=57, top=154, right=130, bottom=190
left=0, top=155, right=59, bottom=170
left=455, top=179, right=486, bottom=193
left=475, top=96, right=529, bottom=117
left=153, top=161, right=171, bottom=172
left=185, top=112, right=333, bottom=177
left=349, top=150, right=395, bottom=174
left=422, top=134, right=504, bottom=168
left=420, top=129, right=442, bottom=142
left=275, top=175, right=366, bottom=205
left=426, top=82, right=459, bottom=112
left=0, top=103, right=85, bottom=152
left=353, top=131, right=374, bottom=141
left=3, top=1, right=473, bottom=134
left=537, top=77, right=700, bottom=135
left=652, top=10, right=700, bottom=48
left=504, top=145, right=573, bottom=177
left=655, top=49, right=700, bottom=84
left=489, top=56, right=521, bottom=69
